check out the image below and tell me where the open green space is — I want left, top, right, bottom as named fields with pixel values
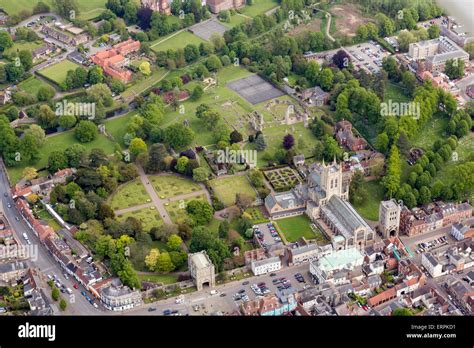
left=3, top=41, right=43, bottom=56
left=239, top=0, right=279, bottom=17
left=37, top=60, right=81, bottom=85
left=137, top=273, right=178, bottom=285
left=352, top=179, right=385, bottom=221
left=0, top=0, right=106, bottom=18
left=116, top=207, right=163, bottom=232
left=103, top=112, right=135, bottom=147
left=274, top=215, right=318, bottom=243
left=383, top=82, right=411, bottom=103
left=18, top=77, right=52, bottom=95
left=209, top=175, right=256, bottom=207
left=150, top=31, right=206, bottom=53
left=160, top=65, right=255, bottom=148
left=411, top=113, right=448, bottom=151
left=109, top=179, right=151, bottom=210
left=150, top=175, right=202, bottom=199
left=164, top=194, right=208, bottom=223
left=244, top=207, right=269, bottom=224
left=121, top=68, right=168, bottom=98
left=36, top=209, right=62, bottom=232
left=7, top=130, right=117, bottom=185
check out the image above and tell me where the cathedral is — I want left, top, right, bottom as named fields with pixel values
left=265, top=159, right=374, bottom=250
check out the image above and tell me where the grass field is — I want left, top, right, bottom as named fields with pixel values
left=239, top=0, right=279, bottom=17
left=274, top=215, right=317, bottom=243
left=37, top=60, right=81, bottom=85
left=150, top=31, right=206, bottom=53
left=109, top=179, right=151, bottom=210
left=165, top=194, right=208, bottom=223
left=7, top=130, right=116, bottom=184
left=4, top=41, right=43, bottom=56
left=150, top=175, right=202, bottom=199
left=0, top=0, right=106, bottom=19
left=160, top=65, right=255, bottom=148
left=352, top=180, right=385, bottom=221
left=121, top=68, right=168, bottom=98
left=137, top=273, right=178, bottom=285
left=412, top=113, right=448, bottom=151
left=18, top=77, right=52, bottom=95
left=116, top=207, right=163, bottom=232
left=209, top=175, right=256, bottom=207
left=383, top=82, right=411, bottom=103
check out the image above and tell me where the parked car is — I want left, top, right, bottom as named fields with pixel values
left=81, top=291, right=87, bottom=296
left=73, top=284, right=79, bottom=289
left=163, top=309, right=172, bottom=315
left=242, top=281, right=249, bottom=285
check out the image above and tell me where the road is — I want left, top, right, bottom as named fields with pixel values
left=0, top=160, right=100, bottom=315
left=126, top=262, right=311, bottom=315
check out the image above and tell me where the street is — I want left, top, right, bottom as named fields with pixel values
left=0, top=161, right=100, bottom=315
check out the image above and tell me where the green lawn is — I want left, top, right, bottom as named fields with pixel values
left=159, top=65, right=255, bottom=148
left=18, top=77, right=52, bottom=95
left=37, top=60, right=81, bottom=85
left=274, top=215, right=318, bottom=243
left=109, top=179, right=151, bottom=210
left=411, top=113, right=448, bottom=151
left=4, top=41, right=43, bottom=56
left=137, top=273, right=178, bottom=285
left=103, top=112, right=135, bottom=147
left=209, top=175, right=256, bottom=207
left=164, top=194, right=208, bottom=223
left=121, top=68, right=168, bottom=98
left=116, top=207, right=163, bottom=232
left=150, top=31, right=206, bottom=53
left=0, top=0, right=106, bottom=18
left=239, top=0, right=279, bottom=17
left=150, top=175, right=202, bottom=199
left=383, top=82, right=411, bottom=103
left=352, top=179, right=385, bottom=221
left=7, top=130, right=116, bottom=184
left=222, top=14, right=251, bottom=28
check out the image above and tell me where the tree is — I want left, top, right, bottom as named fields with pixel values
left=205, top=54, right=222, bottom=71
left=444, top=59, right=464, bottom=80
left=193, top=167, right=208, bottom=182
left=397, top=30, right=416, bottom=52
left=191, top=85, right=204, bottom=100
left=392, top=308, right=414, bottom=316
left=59, top=299, right=67, bottom=311
left=24, top=124, right=46, bottom=147
left=164, top=123, right=195, bottom=149
left=332, top=50, right=350, bottom=70
left=175, top=156, right=189, bottom=173
left=75, top=121, right=98, bottom=143
left=22, top=167, right=38, bottom=181
left=52, top=287, right=60, bottom=301
left=218, top=220, right=229, bottom=239
left=155, top=252, right=175, bottom=273
left=0, top=31, right=13, bottom=52
left=59, top=115, right=77, bottom=130
left=235, top=193, right=253, bottom=210
left=230, top=130, right=243, bottom=144
left=254, top=134, right=267, bottom=151
left=129, top=137, right=147, bottom=159
left=428, top=24, right=440, bottom=39
left=166, top=234, right=183, bottom=251
left=139, top=61, right=151, bottom=75
left=34, top=1, right=50, bottom=13
left=48, top=151, right=68, bottom=173
left=18, top=50, right=33, bottom=71
left=37, top=105, right=57, bottom=129
left=145, top=248, right=160, bottom=271
left=186, top=200, right=214, bottom=225
left=318, top=68, right=334, bottom=91
left=283, top=134, right=295, bottom=150
left=147, top=143, right=168, bottom=173
left=382, top=145, right=401, bottom=197
left=401, top=71, right=417, bottom=97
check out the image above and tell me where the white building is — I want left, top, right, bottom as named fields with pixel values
left=251, top=257, right=281, bottom=276
left=421, top=252, right=443, bottom=278
left=451, top=223, right=473, bottom=241
left=309, top=248, right=364, bottom=284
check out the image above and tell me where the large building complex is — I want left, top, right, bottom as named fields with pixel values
left=265, top=160, right=374, bottom=250
left=409, top=36, right=469, bottom=72
left=91, top=39, right=141, bottom=83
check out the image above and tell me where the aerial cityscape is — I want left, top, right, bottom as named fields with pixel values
left=0, top=0, right=473, bottom=330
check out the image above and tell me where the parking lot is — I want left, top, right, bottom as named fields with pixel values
left=254, top=222, right=283, bottom=250
left=414, top=235, right=449, bottom=254
left=346, top=41, right=391, bottom=74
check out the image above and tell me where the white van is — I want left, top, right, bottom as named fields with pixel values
left=22, top=233, right=29, bottom=240
left=66, top=288, right=73, bottom=295
left=210, top=290, right=217, bottom=295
